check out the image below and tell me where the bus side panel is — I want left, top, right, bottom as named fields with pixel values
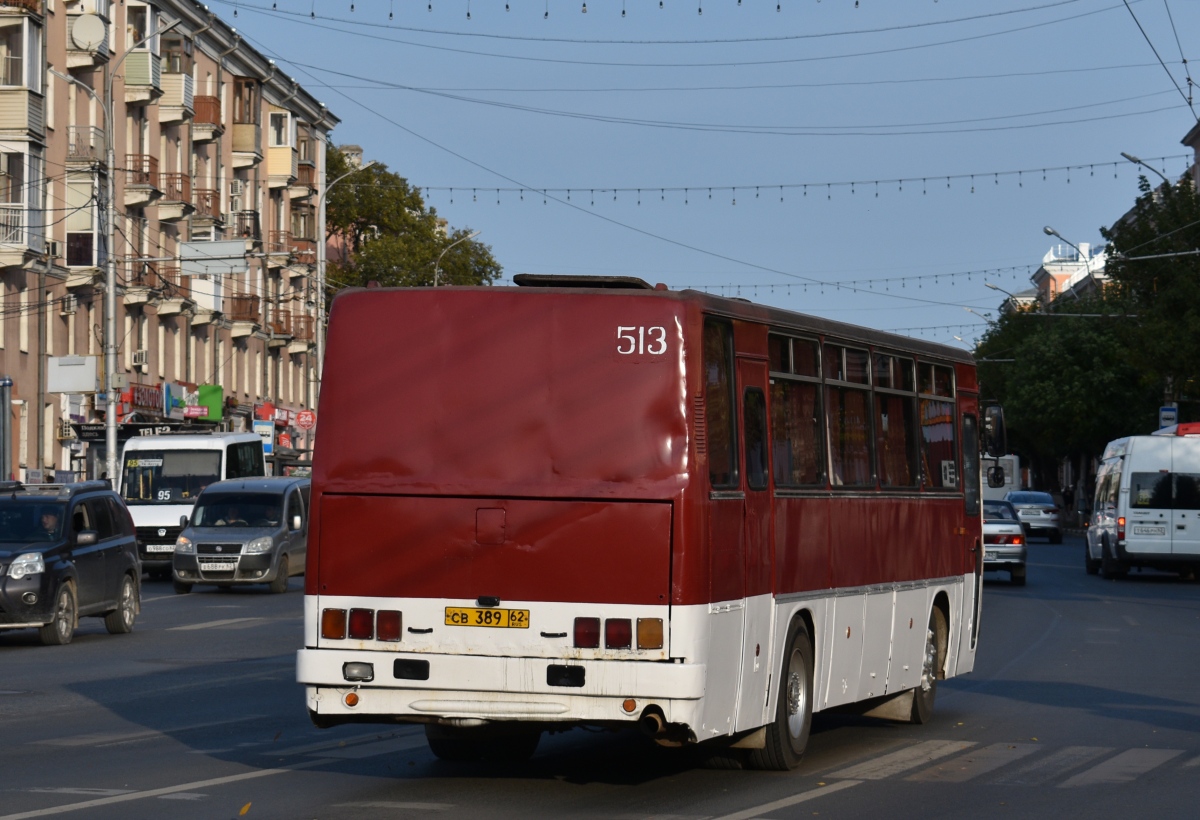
left=774, top=497, right=831, bottom=594
left=316, top=495, right=671, bottom=606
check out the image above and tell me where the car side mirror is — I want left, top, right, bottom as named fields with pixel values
left=180, top=514, right=190, bottom=528
left=75, top=530, right=98, bottom=546
left=982, top=404, right=1007, bottom=458
left=291, top=515, right=302, bottom=531
left=986, top=465, right=1006, bottom=488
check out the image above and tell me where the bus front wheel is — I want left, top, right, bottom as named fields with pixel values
left=747, top=619, right=813, bottom=771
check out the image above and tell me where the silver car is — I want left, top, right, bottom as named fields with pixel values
left=1003, top=490, right=1063, bottom=544
left=172, top=477, right=309, bottom=594
left=984, top=500, right=1027, bottom=585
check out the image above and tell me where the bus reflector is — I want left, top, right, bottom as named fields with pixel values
left=606, top=618, right=632, bottom=649
left=377, top=610, right=402, bottom=642
left=637, top=618, right=664, bottom=649
left=322, top=609, right=347, bottom=640
left=348, top=608, right=375, bottom=640
left=574, top=617, right=600, bottom=648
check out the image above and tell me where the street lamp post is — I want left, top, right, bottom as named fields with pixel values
left=1119, top=152, right=1170, bottom=184
left=313, top=159, right=376, bottom=416
left=1043, top=225, right=1096, bottom=298
left=433, top=230, right=481, bottom=288
left=97, top=17, right=182, bottom=482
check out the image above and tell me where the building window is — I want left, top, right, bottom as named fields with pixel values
left=234, top=78, right=259, bottom=124
left=0, top=18, right=40, bottom=91
left=0, top=152, right=25, bottom=243
left=269, top=112, right=291, bottom=147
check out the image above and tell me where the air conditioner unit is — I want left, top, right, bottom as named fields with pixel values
left=57, top=419, right=76, bottom=441
left=60, top=294, right=78, bottom=315
left=46, top=240, right=61, bottom=259
left=229, top=179, right=245, bottom=197
left=132, top=349, right=149, bottom=367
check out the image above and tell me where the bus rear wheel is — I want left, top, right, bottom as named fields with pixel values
left=425, top=723, right=541, bottom=763
left=1101, top=538, right=1128, bottom=580
left=747, top=619, right=813, bottom=771
left=910, top=607, right=946, bottom=725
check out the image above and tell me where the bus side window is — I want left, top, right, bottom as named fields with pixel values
left=704, top=319, right=738, bottom=489
left=962, top=413, right=980, bottom=516
left=744, top=388, right=768, bottom=491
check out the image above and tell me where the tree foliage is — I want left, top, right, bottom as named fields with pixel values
left=323, top=148, right=501, bottom=290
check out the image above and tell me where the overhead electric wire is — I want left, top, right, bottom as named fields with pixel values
left=1121, top=0, right=1198, bottom=120
left=1161, top=0, right=1194, bottom=106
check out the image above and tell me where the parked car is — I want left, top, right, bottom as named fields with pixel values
left=1003, top=490, right=1062, bottom=543
left=172, top=477, right=310, bottom=594
left=983, top=499, right=1027, bottom=585
left=0, top=481, right=140, bottom=645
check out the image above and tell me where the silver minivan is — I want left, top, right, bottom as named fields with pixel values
left=172, top=477, right=309, bottom=594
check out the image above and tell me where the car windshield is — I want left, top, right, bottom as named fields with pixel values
left=192, top=493, right=282, bottom=528
left=983, top=502, right=1019, bottom=522
left=1008, top=492, right=1054, bottom=505
left=0, top=500, right=66, bottom=543
left=121, top=450, right=221, bottom=505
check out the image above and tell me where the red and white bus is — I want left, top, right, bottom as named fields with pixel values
left=297, top=275, right=1004, bottom=768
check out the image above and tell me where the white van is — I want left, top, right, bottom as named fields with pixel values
left=1085, top=424, right=1200, bottom=579
left=117, top=433, right=266, bottom=578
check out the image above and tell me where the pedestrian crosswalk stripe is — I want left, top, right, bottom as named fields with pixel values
left=829, top=740, right=975, bottom=780
left=1058, top=748, right=1184, bottom=787
left=906, top=742, right=1039, bottom=783
left=988, top=745, right=1114, bottom=786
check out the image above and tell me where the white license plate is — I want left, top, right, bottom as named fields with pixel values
left=201, top=561, right=237, bottom=572
left=145, top=544, right=175, bottom=553
left=1133, top=525, right=1166, bottom=536
left=985, top=550, right=998, bottom=560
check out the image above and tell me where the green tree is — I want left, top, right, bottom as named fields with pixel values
left=324, top=148, right=501, bottom=290
left=1100, top=175, right=1200, bottom=412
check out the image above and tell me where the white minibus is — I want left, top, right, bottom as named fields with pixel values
left=117, top=433, right=266, bottom=578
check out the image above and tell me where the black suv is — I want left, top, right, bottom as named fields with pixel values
left=0, top=481, right=141, bottom=645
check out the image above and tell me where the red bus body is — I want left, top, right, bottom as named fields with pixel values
left=299, top=281, right=984, bottom=755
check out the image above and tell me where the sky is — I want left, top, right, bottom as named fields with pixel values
left=209, top=0, right=1199, bottom=349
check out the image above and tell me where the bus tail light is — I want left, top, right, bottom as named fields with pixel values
left=574, top=617, right=600, bottom=648
left=348, top=608, right=375, bottom=640
left=605, top=618, right=632, bottom=649
left=377, top=610, right=402, bottom=642
left=1118, top=516, right=1126, bottom=541
left=637, top=618, right=664, bottom=649
left=321, top=609, right=347, bottom=640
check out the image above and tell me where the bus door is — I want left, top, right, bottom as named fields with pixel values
left=959, top=403, right=983, bottom=670
left=735, top=357, right=775, bottom=732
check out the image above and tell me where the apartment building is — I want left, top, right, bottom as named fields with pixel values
left=0, top=0, right=337, bottom=480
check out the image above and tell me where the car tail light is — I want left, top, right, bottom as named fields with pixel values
left=637, top=618, right=664, bottom=649
left=377, top=610, right=402, bottom=642
left=321, top=609, right=347, bottom=640
left=1118, top=516, right=1126, bottom=541
left=1048, top=507, right=1060, bottom=514
left=985, top=534, right=1023, bottom=545
left=348, top=608, right=374, bottom=640
left=574, top=617, right=600, bottom=648
left=605, top=618, right=633, bottom=649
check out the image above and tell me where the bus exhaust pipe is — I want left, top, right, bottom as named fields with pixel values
left=638, top=709, right=666, bottom=737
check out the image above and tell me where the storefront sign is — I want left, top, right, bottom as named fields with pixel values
left=130, top=383, right=164, bottom=414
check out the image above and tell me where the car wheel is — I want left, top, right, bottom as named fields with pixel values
left=269, top=555, right=290, bottom=594
left=173, top=580, right=193, bottom=594
left=1050, top=530, right=1063, bottom=545
left=1011, top=567, right=1027, bottom=586
left=38, top=582, right=77, bottom=646
left=103, top=575, right=138, bottom=634
left=1101, top=537, right=1128, bottom=580
left=910, top=607, right=946, bottom=725
left=747, top=618, right=814, bottom=770
left=1085, top=543, right=1100, bottom=575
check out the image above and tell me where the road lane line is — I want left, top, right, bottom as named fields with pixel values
left=167, top=617, right=263, bottom=630
left=1184, top=755, right=1200, bottom=768
left=709, top=780, right=861, bottom=820
left=335, top=802, right=453, bottom=811
left=907, top=742, right=1039, bottom=782
left=989, top=745, right=1114, bottom=786
left=1058, top=748, right=1183, bottom=787
left=35, top=716, right=267, bottom=748
left=269, top=727, right=424, bottom=756
left=0, top=760, right=326, bottom=820
left=829, top=740, right=976, bottom=780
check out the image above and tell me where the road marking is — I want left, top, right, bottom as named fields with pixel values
left=708, top=780, right=861, bottom=820
left=35, top=716, right=266, bottom=748
left=157, top=793, right=207, bottom=801
left=1123, top=616, right=1139, bottom=627
left=0, top=760, right=325, bottom=820
left=334, top=803, right=453, bottom=811
left=311, top=734, right=430, bottom=759
left=167, top=617, right=263, bottom=631
left=907, top=742, right=1039, bottom=782
left=26, top=790, right=131, bottom=797
left=829, top=740, right=976, bottom=780
left=1184, top=755, right=1200, bottom=768
left=989, top=745, right=1114, bottom=786
left=1058, top=748, right=1184, bottom=787
left=269, top=727, right=423, bottom=757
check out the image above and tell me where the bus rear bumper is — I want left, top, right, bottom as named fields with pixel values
left=297, top=648, right=705, bottom=726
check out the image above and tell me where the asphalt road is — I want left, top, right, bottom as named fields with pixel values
left=2, top=535, right=1198, bottom=820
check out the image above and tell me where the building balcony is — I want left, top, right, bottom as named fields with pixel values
left=67, top=125, right=106, bottom=166
left=123, top=51, right=162, bottom=105
left=268, top=308, right=292, bottom=347
left=155, top=265, right=194, bottom=315
left=160, top=72, right=194, bottom=124
left=121, top=258, right=158, bottom=307
left=232, top=122, right=261, bottom=168
left=0, top=86, right=45, bottom=139
left=157, top=173, right=194, bottom=222
left=289, top=161, right=316, bottom=200
left=231, top=210, right=261, bottom=248
left=66, top=11, right=111, bottom=70
left=266, top=230, right=291, bottom=269
left=192, top=188, right=223, bottom=230
left=0, top=202, right=35, bottom=271
left=0, top=0, right=44, bottom=12
left=124, top=154, right=161, bottom=208
left=267, top=146, right=297, bottom=189
left=193, top=96, right=223, bottom=142
left=225, top=293, right=260, bottom=337
left=288, top=313, right=315, bottom=353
